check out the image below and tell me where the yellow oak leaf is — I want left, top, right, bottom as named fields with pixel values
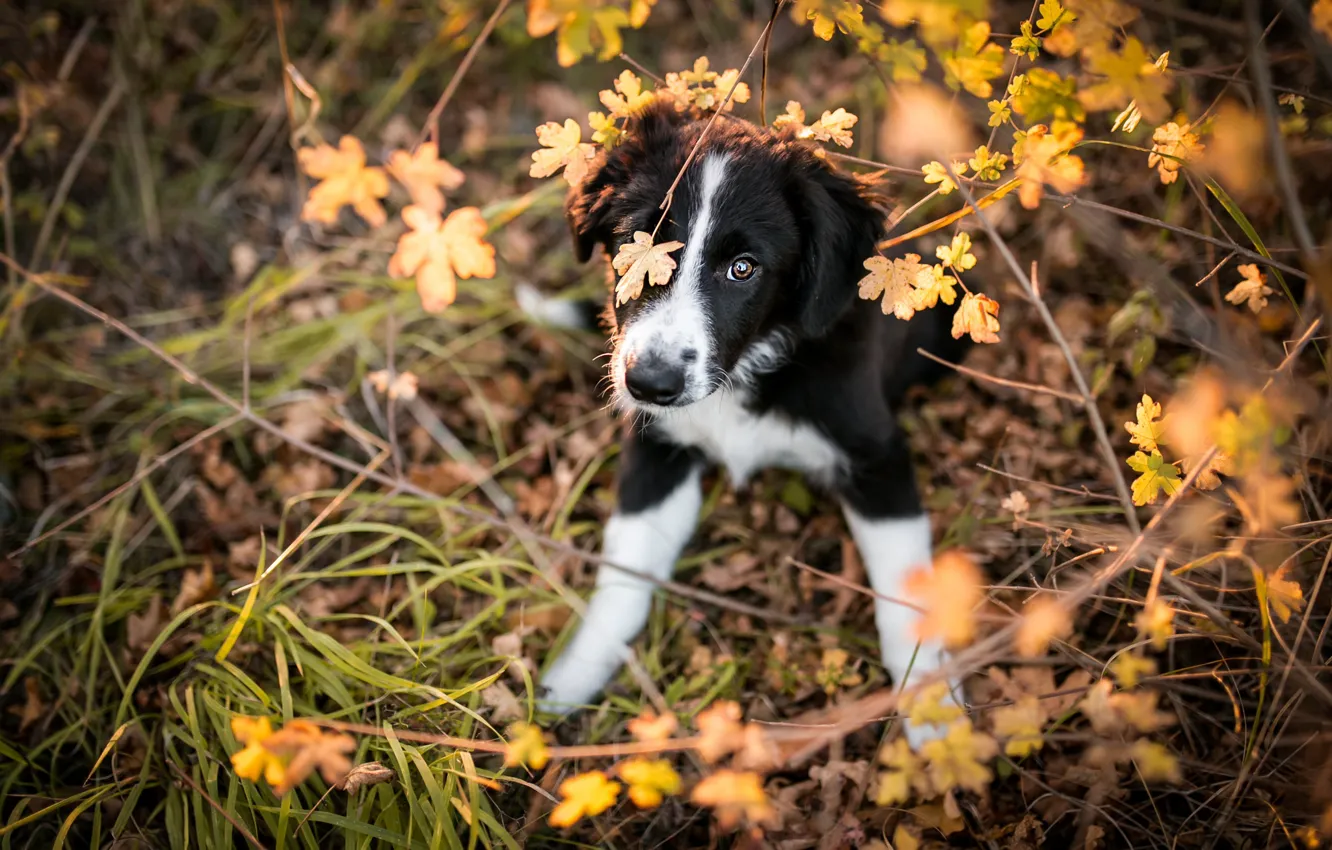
left=1126, top=450, right=1181, bottom=506
left=922, top=160, right=967, bottom=194
left=530, top=119, right=597, bottom=186
left=1225, top=263, right=1273, bottom=313
left=386, top=142, right=464, bottom=212
left=502, top=721, right=550, bottom=770
left=611, top=231, right=685, bottom=306
left=951, top=292, right=1002, bottom=344
left=599, top=70, right=654, bottom=118
left=1147, top=121, right=1203, bottom=185
left=918, top=719, right=998, bottom=794
left=690, top=770, right=774, bottom=828
left=618, top=757, right=681, bottom=808
left=805, top=107, right=858, bottom=148
left=773, top=100, right=807, bottom=129
left=936, top=232, right=977, bottom=272
left=297, top=136, right=390, bottom=227
left=903, top=550, right=983, bottom=648
left=992, top=696, right=1045, bottom=757
left=1125, top=393, right=1167, bottom=452
left=549, top=771, right=621, bottom=827
left=1036, top=0, right=1074, bottom=32
left=859, top=253, right=927, bottom=320
left=389, top=206, right=496, bottom=313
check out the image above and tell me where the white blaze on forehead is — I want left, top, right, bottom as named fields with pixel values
left=619, top=155, right=729, bottom=404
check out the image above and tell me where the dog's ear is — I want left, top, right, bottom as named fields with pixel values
left=566, top=97, right=689, bottom=262
left=791, top=159, right=886, bottom=338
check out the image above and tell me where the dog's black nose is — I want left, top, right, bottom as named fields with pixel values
left=625, top=358, right=686, bottom=405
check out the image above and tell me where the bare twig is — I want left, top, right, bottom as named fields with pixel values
left=415, top=0, right=515, bottom=149
left=916, top=347, right=1083, bottom=403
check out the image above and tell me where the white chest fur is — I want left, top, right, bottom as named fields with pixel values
left=653, top=390, right=845, bottom=485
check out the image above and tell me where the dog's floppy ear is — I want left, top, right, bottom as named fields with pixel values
left=791, top=159, right=886, bottom=338
left=566, top=96, right=688, bottom=262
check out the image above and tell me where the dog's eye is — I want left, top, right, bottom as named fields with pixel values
left=727, top=257, right=758, bottom=282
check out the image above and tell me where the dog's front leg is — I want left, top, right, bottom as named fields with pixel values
left=839, top=433, right=963, bottom=748
left=538, top=427, right=701, bottom=713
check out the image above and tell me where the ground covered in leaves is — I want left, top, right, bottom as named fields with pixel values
left=3, top=1, right=1332, bottom=848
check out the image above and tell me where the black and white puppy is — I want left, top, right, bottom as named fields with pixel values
left=534, top=97, right=969, bottom=745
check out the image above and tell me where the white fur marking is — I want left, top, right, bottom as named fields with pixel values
left=655, top=388, right=844, bottom=486
left=842, top=509, right=961, bottom=748
left=515, top=281, right=591, bottom=331
left=618, top=156, right=729, bottom=403
left=539, top=468, right=703, bottom=711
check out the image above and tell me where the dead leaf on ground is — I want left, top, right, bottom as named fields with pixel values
left=10, top=676, right=46, bottom=733
left=340, top=761, right=396, bottom=793
left=172, top=560, right=217, bottom=615
left=126, top=595, right=166, bottom=653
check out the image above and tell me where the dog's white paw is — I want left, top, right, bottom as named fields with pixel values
left=536, top=651, right=622, bottom=716
left=901, top=717, right=950, bottom=750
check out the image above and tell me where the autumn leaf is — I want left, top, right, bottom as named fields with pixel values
left=816, top=647, right=864, bottom=693
left=1126, top=450, right=1181, bottom=506
left=503, top=722, right=551, bottom=770
left=386, top=142, right=464, bottom=212
left=297, top=136, right=390, bottom=227
left=936, top=232, right=977, bottom=272
left=389, top=206, right=496, bottom=313
left=903, top=682, right=964, bottom=726
left=792, top=0, right=865, bottom=40
left=910, top=263, right=958, bottom=311
left=1130, top=740, right=1182, bottom=783
left=992, top=696, right=1045, bottom=757
left=627, top=709, right=678, bottom=741
left=967, top=145, right=1009, bottom=180
left=618, top=758, right=681, bottom=808
left=875, top=738, right=929, bottom=804
left=1010, top=21, right=1041, bottom=60
left=600, top=70, right=655, bottom=118
left=1014, top=594, right=1072, bottom=657
left=171, top=559, right=216, bottom=615
left=1225, top=264, right=1273, bottom=313
left=1262, top=564, right=1306, bottom=624
left=941, top=21, right=1007, bottom=98
left=1109, top=651, right=1156, bottom=689
left=951, top=292, right=1002, bottom=344
left=1125, top=394, right=1167, bottom=452
left=11, top=677, right=45, bottom=734
left=903, top=550, right=983, bottom=648
left=805, top=108, right=858, bottom=148
left=340, top=761, right=396, bottom=792
left=1080, top=38, right=1171, bottom=124
left=859, top=253, right=927, bottom=320
left=1081, top=679, right=1172, bottom=734
left=588, top=110, right=622, bottom=148
left=230, top=716, right=287, bottom=787
left=918, top=719, right=998, bottom=794
left=1147, top=121, right=1203, bottom=185
left=1036, top=0, right=1074, bottom=31
left=528, top=1, right=635, bottom=66
left=1135, top=598, right=1175, bottom=650
left=1181, top=451, right=1232, bottom=491
left=1016, top=123, right=1086, bottom=209
left=923, top=160, right=967, bottom=194
left=368, top=369, right=420, bottom=402
left=261, top=720, right=356, bottom=793
left=691, top=770, right=774, bottom=828
left=530, top=119, right=597, bottom=186
left=1315, top=0, right=1332, bottom=42
left=695, top=700, right=743, bottom=763
left=774, top=100, right=807, bottom=128
left=611, top=231, right=685, bottom=306
left=550, top=771, right=621, bottom=827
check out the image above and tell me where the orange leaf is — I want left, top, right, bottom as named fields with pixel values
left=903, top=551, right=983, bottom=648
left=549, top=771, right=621, bottom=827
left=387, top=142, right=465, bottom=212
left=951, top=292, right=1002, bottom=345
left=389, top=206, right=496, bottom=313
left=690, top=770, right=773, bottom=828
left=297, top=136, right=390, bottom=227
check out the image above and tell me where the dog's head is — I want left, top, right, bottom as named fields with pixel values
left=567, top=97, right=886, bottom=412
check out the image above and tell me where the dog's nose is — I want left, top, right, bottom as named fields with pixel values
left=625, top=357, right=686, bottom=405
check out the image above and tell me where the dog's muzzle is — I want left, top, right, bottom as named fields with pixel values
left=624, top=349, right=696, bottom=406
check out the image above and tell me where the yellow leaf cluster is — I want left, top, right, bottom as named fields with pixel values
left=992, top=696, right=1046, bottom=757
left=1015, top=123, right=1086, bottom=209
left=530, top=119, right=597, bottom=186
left=663, top=57, right=751, bottom=113
left=229, top=716, right=356, bottom=795
left=919, top=719, right=999, bottom=793
left=774, top=101, right=859, bottom=148
left=1147, top=120, right=1203, bottom=185
left=527, top=0, right=654, bottom=67
left=941, top=21, right=1007, bottom=98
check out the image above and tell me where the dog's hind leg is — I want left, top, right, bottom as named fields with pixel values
left=838, top=432, right=964, bottom=749
left=538, top=428, right=701, bottom=713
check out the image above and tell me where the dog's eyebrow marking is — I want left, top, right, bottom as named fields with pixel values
left=676, top=155, right=729, bottom=291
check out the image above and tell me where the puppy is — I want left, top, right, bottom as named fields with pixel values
left=534, top=97, right=969, bottom=745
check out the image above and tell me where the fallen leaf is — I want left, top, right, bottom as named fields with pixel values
left=611, top=231, right=685, bottom=305
left=340, top=761, right=396, bottom=792
left=918, top=719, right=998, bottom=794
left=11, top=676, right=45, bottom=733
left=502, top=722, right=550, bottom=770
left=263, top=719, right=356, bottom=793
left=993, top=696, right=1045, bottom=757
left=695, top=700, right=744, bottom=763
left=627, top=708, right=678, bottom=742
left=1014, top=594, right=1072, bottom=657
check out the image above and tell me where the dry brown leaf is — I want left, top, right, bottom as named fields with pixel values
left=171, top=560, right=217, bottom=615
left=340, top=761, right=396, bottom=793
left=611, top=231, right=684, bottom=305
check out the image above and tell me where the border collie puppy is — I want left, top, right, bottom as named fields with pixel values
left=533, top=97, right=969, bottom=745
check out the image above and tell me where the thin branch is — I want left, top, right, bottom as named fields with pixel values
left=916, top=346, right=1083, bottom=403
left=415, top=0, right=514, bottom=149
